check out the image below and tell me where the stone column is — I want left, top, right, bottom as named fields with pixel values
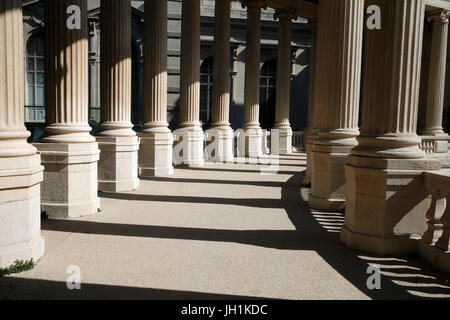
left=176, top=0, right=204, bottom=167
left=207, top=0, right=234, bottom=162
left=139, top=0, right=174, bottom=176
left=97, top=0, right=139, bottom=192
left=423, top=10, right=449, bottom=136
left=242, top=0, right=266, bottom=158
left=309, top=0, right=364, bottom=211
left=36, top=0, right=100, bottom=218
left=341, top=0, right=440, bottom=255
left=303, top=21, right=317, bottom=186
left=0, top=0, right=45, bottom=268
left=273, top=8, right=297, bottom=155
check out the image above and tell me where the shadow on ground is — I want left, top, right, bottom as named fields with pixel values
left=2, top=153, right=450, bottom=299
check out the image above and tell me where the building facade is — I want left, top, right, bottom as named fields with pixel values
left=22, top=0, right=312, bottom=140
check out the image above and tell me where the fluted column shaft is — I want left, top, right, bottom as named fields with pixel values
left=138, top=0, right=174, bottom=177
left=353, top=0, right=425, bottom=159
left=180, top=0, right=201, bottom=128
left=0, top=0, right=35, bottom=157
left=274, top=9, right=295, bottom=128
left=423, top=10, right=449, bottom=136
left=314, top=0, right=363, bottom=145
left=306, top=22, right=318, bottom=134
left=342, top=0, right=438, bottom=256
left=143, top=0, right=169, bottom=131
left=99, top=0, right=134, bottom=136
left=243, top=1, right=263, bottom=129
left=211, top=0, right=231, bottom=127
left=309, top=0, right=364, bottom=211
left=303, top=21, right=318, bottom=186
left=43, top=0, right=93, bottom=143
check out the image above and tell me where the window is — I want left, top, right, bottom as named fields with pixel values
left=26, top=33, right=45, bottom=107
left=259, top=59, right=277, bottom=129
left=200, top=57, right=214, bottom=126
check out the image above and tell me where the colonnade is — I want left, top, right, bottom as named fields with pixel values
left=0, top=0, right=298, bottom=267
left=0, top=0, right=449, bottom=268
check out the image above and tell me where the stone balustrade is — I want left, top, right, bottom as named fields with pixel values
left=292, top=131, right=305, bottom=151
left=419, top=171, right=450, bottom=273
left=419, top=136, right=450, bottom=164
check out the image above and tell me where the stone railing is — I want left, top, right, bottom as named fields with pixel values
left=419, top=136, right=450, bottom=164
left=292, top=131, right=305, bottom=151
left=419, top=171, right=450, bottom=273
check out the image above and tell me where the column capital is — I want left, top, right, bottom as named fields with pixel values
left=274, top=7, right=298, bottom=22
left=427, top=9, right=449, bottom=24
left=241, top=0, right=267, bottom=11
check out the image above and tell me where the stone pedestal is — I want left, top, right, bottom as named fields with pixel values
left=245, top=128, right=263, bottom=159
left=205, top=127, right=234, bottom=163
left=36, top=143, right=100, bottom=218
left=97, top=136, right=139, bottom=192
left=275, top=127, right=293, bottom=155
left=174, top=128, right=205, bottom=167
left=309, top=142, right=355, bottom=211
left=139, top=130, right=174, bottom=176
left=0, top=0, right=45, bottom=267
left=0, top=154, right=45, bottom=268
left=341, top=157, right=439, bottom=255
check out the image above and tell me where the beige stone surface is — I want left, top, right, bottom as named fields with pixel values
left=96, top=0, right=139, bottom=192
left=97, top=136, right=139, bottom=192
left=1, top=153, right=450, bottom=299
left=309, top=0, right=363, bottom=210
left=0, top=0, right=44, bottom=268
left=140, top=0, right=174, bottom=177
left=273, top=8, right=296, bottom=155
left=210, top=0, right=234, bottom=162
left=243, top=1, right=264, bottom=157
left=35, top=143, right=100, bottom=219
left=178, top=0, right=204, bottom=166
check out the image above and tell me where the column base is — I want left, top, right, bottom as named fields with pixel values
left=341, top=156, right=441, bottom=255
left=418, top=241, right=450, bottom=274
left=139, top=130, right=174, bottom=177
left=0, top=154, right=45, bottom=268
left=96, top=136, right=140, bottom=192
left=35, top=142, right=101, bottom=219
left=272, top=126, right=293, bottom=155
left=309, top=145, right=353, bottom=212
left=205, top=127, right=234, bottom=163
left=173, top=127, right=205, bottom=167
left=308, top=195, right=346, bottom=212
left=340, top=225, right=418, bottom=255
left=244, top=127, right=263, bottom=158
left=0, top=235, right=45, bottom=269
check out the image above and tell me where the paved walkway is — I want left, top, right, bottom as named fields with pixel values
left=1, top=153, right=450, bottom=299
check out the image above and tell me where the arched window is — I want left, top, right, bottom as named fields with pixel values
left=25, top=33, right=45, bottom=107
left=200, top=57, right=214, bottom=126
left=259, top=59, right=277, bottom=130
